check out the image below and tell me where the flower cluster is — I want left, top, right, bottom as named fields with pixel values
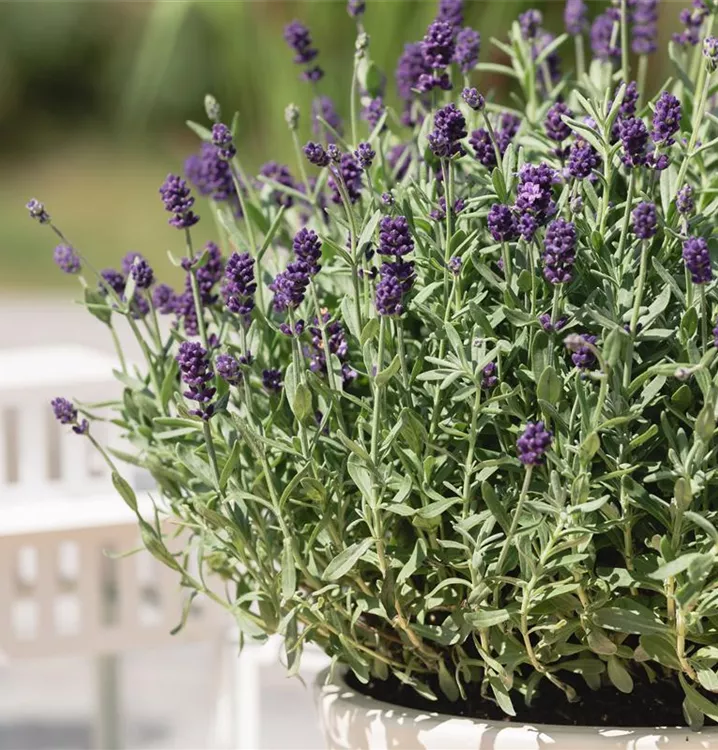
left=176, top=341, right=216, bottom=420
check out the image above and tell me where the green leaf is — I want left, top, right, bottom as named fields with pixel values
left=290, top=382, right=313, bottom=424
left=465, top=608, right=511, bottom=628
left=638, top=634, right=681, bottom=669
left=481, top=481, right=511, bottom=533
left=593, top=599, right=668, bottom=635
left=587, top=629, right=617, bottom=656
left=649, top=553, right=706, bottom=581
left=347, top=456, right=373, bottom=503
left=84, top=287, right=112, bottom=325
left=112, top=472, right=138, bottom=513
left=341, top=294, right=361, bottom=340
left=323, top=539, right=374, bottom=581
left=438, top=660, right=459, bottom=702
left=580, top=432, right=601, bottom=464
left=417, top=496, right=461, bottom=519
left=537, top=366, right=562, bottom=403
left=680, top=674, right=718, bottom=722
left=219, top=440, right=241, bottom=491
left=376, top=354, right=401, bottom=387
left=607, top=656, right=634, bottom=693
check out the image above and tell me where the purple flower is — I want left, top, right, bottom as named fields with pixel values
left=567, top=139, right=601, bottom=179
left=496, top=113, right=521, bottom=153
left=362, top=97, right=386, bottom=131
left=159, top=174, right=199, bottom=229
left=381, top=191, right=394, bottom=206
left=259, top=162, right=296, bottom=209
left=448, top=256, right=462, bottom=275
left=304, top=142, right=330, bottom=168
left=544, top=102, right=573, bottom=144
left=188, top=241, right=224, bottom=306
left=263, top=368, right=283, bottom=393
left=328, top=153, right=363, bottom=205
left=462, top=87, right=484, bottom=111
left=673, top=1, right=709, bottom=47
left=437, top=0, right=465, bottom=30
left=469, top=128, right=495, bottom=167
left=619, top=117, right=649, bottom=167
left=543, top=219, right=577, bottom=284
left=396, top=42, right=432, bottom=102
left=515, top=163, right=559, bottom=224
left=51, top=397, right=89, bottom=435
left=347, top=0, right=365, bottom=18
left=632, top=0, right=658, bottom=54
left=431, top=197, right=465, bottom=222
left=100, top=268, right=126, bottom=297
left=676, top=185, right=695, bottom=215
left=683, top=236, right=713, bottom=284
left=454, top=27, right=481, bottom=74
left=632, top=201, right=658, bottom=240
left=176, top=341, right=216, bottom=420
left=568, top=334, right=598, bottom=370
left=517, top=421, right=553, bottom=465
left=284, top=20, right=318, bottom=65
left=375, top=274, right=405, bottom=317
left=380, top=259, right=415, bottom=294
left=223, top=251, right=256, bottom=318
left=481, top=362, right=498, bottom=389
left=270, top=261, right=310, bottom=313
left=422, top=20, right=456, bottom=70
left=216, top=353, right=242, bottom=385
left=487, top=204, right=518, bottom=242
left=564, top=0, right=588, bottom=35
left=428, top=103, right=467, bottom=158
left=308, top=315, right=352, bottom=384
left=619, top=81, right=640, bottom=121
left=517, top=214, right=539, bottom=242
left=53, top=244, right=81, bottom=274
left=152, top=284, right=176, bottom=314
left=293, top=228, right=322, bottom=275
left=651, top=92, right=682, bottom=146
left=705, top=36, right=718, bottom=71
left=591, top=12, right=620, bottom=61
left=312, top=96, right=343, bottom=142
left=519, top=9, right=543, bottom=40
left=27, top=198, right=50, bottom=224
left=185, top=143, right=242, bottom=217
left=211, top=123, right=236, bottom=160
left=378, top=216, right=414, bottom=257
left=355, top=142, right=376, bottom=169
left=129, top=256, right=154, bottom=290
left=539, top=314, right=568, bottom=332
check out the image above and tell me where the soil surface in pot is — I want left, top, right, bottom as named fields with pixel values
left=347, top=671, right=715, bottom=728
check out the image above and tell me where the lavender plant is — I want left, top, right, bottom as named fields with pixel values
left=30, top=0, right=718, bottom=727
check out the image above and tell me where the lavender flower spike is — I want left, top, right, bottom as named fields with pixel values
left=51, top=397, right=89, bottom=435
left=632, top=202, right=658, bottom=240
left=176, top=341, right=216, bottom=420
left=216, top=353, right=242, bottom=385
left=159, top=174, right=199, bottom=229
left=27, top=198, right=51, bottom=224
left=223, top=251, right=257, bottom=318
left=517, top=421, right=553, bottom=465
left=564, top=0, right=588, bottom=35
left=454, top=27, right=481, bottom=75
left=53, top=245, right=81, bottom=274
left=651, top=92, right=682, bottom=146
left=543, top=219, right=577, bottom=284
left=682, top=236, right=713, bottom=284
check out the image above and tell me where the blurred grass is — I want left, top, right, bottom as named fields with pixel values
left=0, top=0, right=680, bottom=291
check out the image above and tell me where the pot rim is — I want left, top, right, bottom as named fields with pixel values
left=314, top=666, right=718, bottom=740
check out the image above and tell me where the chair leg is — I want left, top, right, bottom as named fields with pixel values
left=94, top=653, right=121, bottom=750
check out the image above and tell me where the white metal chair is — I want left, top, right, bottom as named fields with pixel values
left=0, top=345, right=226, bottom=749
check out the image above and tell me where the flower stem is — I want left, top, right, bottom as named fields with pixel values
left=617, top=170, right=636, bottom=264
left=574, top=34, right=585, bottom=81
left=620, top=0, right=630, bottom=83
left=701, top=283, right=708, bottom=355
left=623, top=239, right=650, bottom=389
left=184, top=229, right=210, bottom=352
left=462, top=386, right=483, bottom=515
left=370, top=316, right=388, bottom=574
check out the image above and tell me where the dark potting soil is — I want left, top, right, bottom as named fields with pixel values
left=347, top=670, right=715, bottom=728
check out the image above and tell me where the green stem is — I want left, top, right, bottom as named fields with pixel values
left=396, top=323, right=413, bottom=407
left=701, top=284, right=709, bottom=355
left=620, top=0, right=630, bottom=83
left=332, top=168, right=363, bottom=332
left=623, top=239, right=650, bottom=389
left=370, top=317, right=388, bottom=574
left=674, top=64, right=711, bottom=203
left=350, top=56, right=359, bottom=146
left=203, top=421, right=221, bottom=490
left=574, top=34, right=585, bottom=81
left=617, top=170, right=636, bottom=263
left=482, top=112, right=503, bottom=168
left=462, top=386, right=482, bottom=515
left=108, top=323, right=127, bottom=374
left=495, top=466, right=533, bottom=581
left=184, top=229, right=210, bottom=352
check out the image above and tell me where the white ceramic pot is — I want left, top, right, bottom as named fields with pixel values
left=315, top=668, right=718, bottom=750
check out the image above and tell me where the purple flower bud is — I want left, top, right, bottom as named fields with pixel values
left=262, top=368, right=283, bottom=393
left=375, top=274, right=405, bottom=317
left=347, top=0, right=365, bottom=18
left=100, top=268, right=126, bottom=297
left=223, top=251, right=256, bottom=318
left=53, top=244, right=81, bottom=274
left=152, top=284, right=176, bottom=314
left=481, top=361, right=498, bottom=389
left=362, top=97, right=386, bottom=131
left=564, top=0, right=588, bottom=35
left=355, top=142, right=376, bottom=169
left=517, top=421, right=553, bottom=465
left=539, top=313, right=569, bottom=332
left=270, top=261, right=310, bottom=313
left=431, top=197, right=465, bottom=222
left=619, top=117, right=649, bottom=168
left=448, top=256, right=462, bottom=275
left=129, top=256, right=154, bottom=289
left=566, top=333, right=598, bottom=369
left=51, top=397, right=89, bottom=435
left=284, top=20, right=318, bottom=65
left=378, top=216, right=414, bottom=257
left=543, top=219, right=577, bottom=284
left=159, top=174, right=199, bottom=229
left=651, top=92, right=682, bottom=146
left=185, top=143, right=243, bottom=218
left=544, top=101, right=573, bottom=143
left=293, top=228, right=322, bottom=275
left=304, top=141, right=330, bottom=167
left=591, top=12, right=620, bottom=61
left=312, top=96, right=343, bottom=142
left=632, top=201, right=658, bottom=240
left=632, top=0, right=658, bottom=55
left=422, top=20, right=456, bottom=70
left=396, top=42, right=432, bottom=102
left=437, top=0, right=465, bottom=30
left=515, top=163, right=559, bottom=225
left=567, top=139, right=601, bottom=179
left=673, top=1, right=709, bottom=47
left=676, top=185, right=695, bottom=215
left=519, top=9, right=543, bottom=40
left=487, top=204, right=518, bottom=242
left=211, top=123, right=236, bottom=160
left=259, top=162, right=296, bottom=209
left=683, top=236, right=713, bottom=284
left=518, top=213, right=539, bottom=242
left=176, top=341, right=216, bottom=420
left=428, top=103, right=467, bottom=158
left=27, top=198, right=51, bottom=224
left=461, top=87, right=485, bottom=111
left=328, top=153, right=363, bottom=205
left=704, top=36, right=718, bottom=71
left=454, top=27, right=481, bottom=74
left=216, top=353, right=242, bottom=385
left=381, top=191, right=394, bottom=206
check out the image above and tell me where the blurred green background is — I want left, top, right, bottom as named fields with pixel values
left=0, top=0, right=676, bottom=292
